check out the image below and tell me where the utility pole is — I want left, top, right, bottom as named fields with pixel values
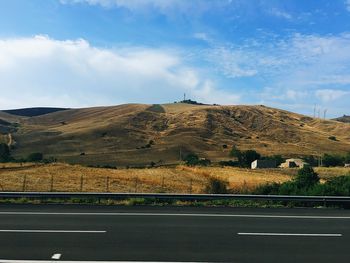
left=318, top=109, right=320, bottom=119
left=183, top=93, right=186, bottom=101
left=323, top=109, right=327, bottom=120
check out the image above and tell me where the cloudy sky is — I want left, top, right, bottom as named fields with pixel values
left=0, top=0, right=349, bottom=117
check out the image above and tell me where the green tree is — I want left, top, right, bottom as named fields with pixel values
left=294, top=166, right=320, bottom=188
left=323, top=154, right=344, bottom=167
left=241, top=150, right=261, bottom=168
left=0, top=143, right=11, bottom=162
left=184, top=154, right=199, bottom=166
left=229, top=146, right=242, bottom=162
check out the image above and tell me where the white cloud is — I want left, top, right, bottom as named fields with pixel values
left=0, top=35, right=238, bottom=109
left=269, top=8, right=292, bottom=20
left=315, top=89, right=350, bottom=102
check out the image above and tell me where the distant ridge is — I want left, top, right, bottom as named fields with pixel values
left=2, top=107, right=69, bottom=117
left=333, top=115, right=350, bottom=123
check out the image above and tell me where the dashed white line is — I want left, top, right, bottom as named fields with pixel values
left=51, top=254, right=61, bottom=260
left=0, top=230, right=106, bottom=233
left=237, top=232, right=342, bottom=237
left=0, top=211, right=349, bottom=219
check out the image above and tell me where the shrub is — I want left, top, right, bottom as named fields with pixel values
left=328, top=136, right=337, bottom=141
left=323, top=153, right=344, bottom=167
left=294, top=166, right=319, bottom=188
left=218, top=160, right=239, bottom=167
left=229, top=147, right=261, bottom=167
left=184, top=154, right=211, bottom=166
left=0, top=143, right=11, bottom=162
left=205, top=178, right=228, bottom=194
left=263, top=155, right=285, bottom=166
left=26, top=152, right=43, bottom=162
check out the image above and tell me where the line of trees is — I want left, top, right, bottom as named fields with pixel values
left=254, top=166, right=350, bottom=196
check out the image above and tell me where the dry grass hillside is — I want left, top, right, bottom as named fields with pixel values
left=1, top=103, right=349, bottom=166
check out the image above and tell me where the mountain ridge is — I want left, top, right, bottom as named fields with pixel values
left=1, top=103, right=349, bottom=166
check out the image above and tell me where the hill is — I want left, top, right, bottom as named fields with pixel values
left=1, top=103, right=349, bottom=166
left=334, top=115, right=350, bottom=123
left=2, top=107, right=68, bottom=117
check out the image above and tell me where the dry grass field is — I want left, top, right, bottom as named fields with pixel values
left=0, top=163, right=348, bottom=194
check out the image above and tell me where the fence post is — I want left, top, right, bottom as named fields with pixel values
left=50, top=174, right=54, bottom=192
left=134, top=177, right=138, bottom=193
left=161, top=175, right=165, bottom=191
left=80, top=175, right=84, bottom=192
left=22, top=174, right=27, bottom=192
left=106, top=177, right=110, bottom=192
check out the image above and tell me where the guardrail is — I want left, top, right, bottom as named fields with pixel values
left=0, top=192, right=349, bottom=205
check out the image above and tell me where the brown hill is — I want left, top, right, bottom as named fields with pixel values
left=1, top=103, right=350, bottom=166
left=334, top=115, right=350, bottom=123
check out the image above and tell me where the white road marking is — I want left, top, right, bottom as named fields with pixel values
left=237, top=232, right=342, bottom=237
left=51, top=254, right=61, bottom=260
left=0, top=230, right=106, bottom=233
left=0, top=211, right=349, bottom=219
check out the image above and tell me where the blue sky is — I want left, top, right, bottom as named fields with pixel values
left=0, top=0, right=349, bottom=117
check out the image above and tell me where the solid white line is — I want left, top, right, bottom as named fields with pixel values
left=0, top=230, right=106, bottom=233
left=0, top=211, right=349, bottom=219
left=51, top=254, right=61, bottom=260
left=237, top=232, right=342, bottom=237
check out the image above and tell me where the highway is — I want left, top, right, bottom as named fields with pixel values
left=0, top=204, right=349, bottom=262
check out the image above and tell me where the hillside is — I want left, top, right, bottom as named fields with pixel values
left=2, top=107, right=68, bottom=117
left=334, top=115, right=350, bottom=123
left=1, top=103, right=350, bottom=166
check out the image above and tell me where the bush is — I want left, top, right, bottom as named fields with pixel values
left=26, top=152, right=43, bottom=162
left=328, top=136, right=337, bottom=141
left=0, top=143, right=11, bottom=162
left=294, top=166, right=319, bottom=188
left=229, top=147, right=261, bottom=167
left=218, top=160, right=239, bottom=167
left=205, top=178, right=228, bottom=194
left=184, top=154, right=211, bottom=166
left=323, top=153, right=344, bottom=167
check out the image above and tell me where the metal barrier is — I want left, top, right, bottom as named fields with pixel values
left=0, top=192, right=349, bottom=205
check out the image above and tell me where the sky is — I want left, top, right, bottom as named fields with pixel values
left=0, top=0, right=349, bottom=117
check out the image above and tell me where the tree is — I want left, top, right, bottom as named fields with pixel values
left=294, top=166, right=319, bottom=188
left=27, top=152, right=43, bottom=162
left=242, top=150, right=261, bottom=167
left=0, top=143, right=11, bottom=162
left=184, top=154, right=199, bottom=166
left=323, top=154, right=344, bottom=167
left=229, top=147, right=261, bottom=167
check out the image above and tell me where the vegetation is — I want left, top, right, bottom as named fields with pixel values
left=323, top=153, right=349, bottom=167
left=26, top=152, right=44, bottom=162
left=254, top=166, right=350, bottom=196
left=328, top=136, right=338, bottom=141
left=184, top=154, right=211, bottom=166
left=229, top=147, right=261, bottom=167
left=205, top=178, right=228, bottom=194
left=0, top=143, right=11, bottom=162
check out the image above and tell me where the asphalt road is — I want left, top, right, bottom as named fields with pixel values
left=0, top=204, right=350, bottom=262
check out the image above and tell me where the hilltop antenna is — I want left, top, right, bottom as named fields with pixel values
left=183, top=93, right=186, bottom=101
left=323, top=109, right=327, bottom=120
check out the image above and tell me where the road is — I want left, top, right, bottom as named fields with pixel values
left=0, top=204, right=349, bottom=262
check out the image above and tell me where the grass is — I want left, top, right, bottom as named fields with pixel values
left=0, top=162, right=348, bottom=194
